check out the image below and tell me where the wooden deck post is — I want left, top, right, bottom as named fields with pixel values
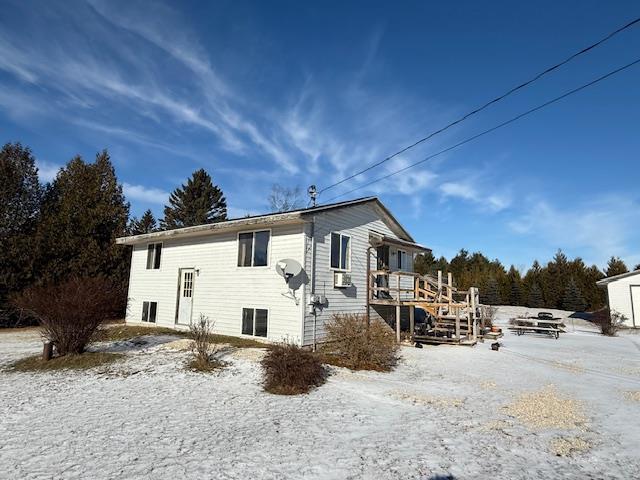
left=396, top=274, right=401, bottom=343
left=409, top=306, right=415, bottom=340
left=470, top=287, right=477, bottom=340
left=455, top=307, right=460, bottom=341
left=366, top=248, right=371, bottom=326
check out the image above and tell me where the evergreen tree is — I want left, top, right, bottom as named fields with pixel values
left=482, top=276, right=501, bottom=305
left=129, top=209, right=157, bottom=235
left=635, top=264, right=640, bottom=271
left=161, top=169, right=227, bottom=229
left=605, top=256, right=628, bottom=277
left=0, top=143, right=43, bottom=311
left=414, top=251, right=436, bottom=276
left=507, top=265, right=523, bottom=306
left=562, top=277, right=586, bottom=312
left=527, top=282, right=544, bottom=308
left=35, top=150, right=130, bottom=287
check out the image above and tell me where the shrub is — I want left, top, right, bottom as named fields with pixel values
left=321, top=313, right=400, bottom=371
left=261, top=342, right=326, bottom=395
left=11, top=277, right=121, bottom=356
left=188, top=314, right=225, bottom=371
left=480, top=305, right=498, bottom=328
left=592, top=308, right=626, bottom=336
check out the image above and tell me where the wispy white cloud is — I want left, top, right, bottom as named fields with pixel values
left=439, top=179, right=512, bottom=212
left=508, top=195, right=640, bottom=267
left=123, top=183, right=169, bottom=206
left=36, top=160, right=61, bottom=183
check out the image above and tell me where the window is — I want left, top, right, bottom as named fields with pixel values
left=397, top=250, right=407, bottom=270
left=237, top=231, right=270, bottom=267
left=142, top=301, right=157, bottom=323
left=330, top=233, right=350, bottom=270
left=146, top=243, right=162, bottom=270
left=241, top=308, right=268, bottom=337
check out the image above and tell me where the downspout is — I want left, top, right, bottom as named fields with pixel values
left=310, top=216, right=317, bottom=351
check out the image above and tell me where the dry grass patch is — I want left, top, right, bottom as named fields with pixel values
left=99, top=324, right=188, bottom=342
left=390, top=390, right=464, bottom=409
left=262, top=343, right=326, bottom=395
left=98, top=324, right=266, bottom=348
left=623, top=391, right=640, bottom=402
left=549, top=436, right=591, bottom=456
left=10, top=352, right=123, bottom=372
left=504, top=385, right=587, bottom=430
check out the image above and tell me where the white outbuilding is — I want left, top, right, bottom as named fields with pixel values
left=597, top=270, right=640, bottom=328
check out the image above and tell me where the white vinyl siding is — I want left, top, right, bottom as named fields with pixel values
left=605, top=272, right=640, bottom=328
left=302, top=202, right=417, bottom=345
left=125, top=224, right=304, bottom=343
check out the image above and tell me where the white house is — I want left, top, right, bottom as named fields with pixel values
left=597, top=270, right=640, bottom=328
left=116, top=197, right=429, bottom=347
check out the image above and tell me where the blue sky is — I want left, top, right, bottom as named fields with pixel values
left=1, top=0, right=639, bottom=270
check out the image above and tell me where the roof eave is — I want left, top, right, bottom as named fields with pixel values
left=116, top=213, right=305, bottom=246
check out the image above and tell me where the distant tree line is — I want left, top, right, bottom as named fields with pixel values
left=0, top=142, right=227, bottom=326
left=414, top=249, right=636, bottom=311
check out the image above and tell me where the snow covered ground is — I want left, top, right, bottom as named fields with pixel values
left=1, top=306, right=640, bottom=480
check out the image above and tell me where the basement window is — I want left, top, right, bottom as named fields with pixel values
left=330, top=232, right=350, bottom=270
left=237, top=230, right=270, bottom=267
left=142, top=301, right=157, bottom=323
left=146, top=243, right=162, bottom=270
left=241, top=308, right=268, bottom=337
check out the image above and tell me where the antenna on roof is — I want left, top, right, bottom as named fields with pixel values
left=307, top=185, right=317, bottom=207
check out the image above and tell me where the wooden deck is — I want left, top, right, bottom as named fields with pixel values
left=366, top=262, right=483, bottom=346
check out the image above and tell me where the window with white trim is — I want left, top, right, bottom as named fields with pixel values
left=237, top=231, right=270, bottom=267
left=146, top=243, right=162, bottom=270
left=241, top=308, right=268, bottom=337
left=397, top=250, right=407, bottom=270
left=142, top=301, right=157, bottom=323
left=330, top=232, right=350, bottom=270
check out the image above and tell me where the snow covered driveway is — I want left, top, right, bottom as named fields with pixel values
left=1, top=318, right=640, bottom=479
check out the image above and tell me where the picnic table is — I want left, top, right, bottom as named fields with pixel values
left=509, top=313, right=566, bottom=339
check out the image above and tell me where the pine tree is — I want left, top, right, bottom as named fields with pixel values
left=562, top=277, right=586, bottom=312
left=414, top=251, right=436, bottom=276
left=605, top=256, right=628, bottom=277
left=527, top=282, right=544, bottom=308
left=507, top=265, right=523, bottom=306
left=482, top=276, right=501, bottom=305
left=161, top=169, right=227, bottom=229
left=129, top=209, right=157, bottom=235
left=35, top=150, right=130, bottom=288
left=0, top=142, right=43, bottom=312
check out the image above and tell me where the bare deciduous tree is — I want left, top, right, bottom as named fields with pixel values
left=268, top=184, right=303, bottom=212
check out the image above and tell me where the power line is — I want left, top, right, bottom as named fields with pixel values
left=324, top=57, right=640, bottom=202
left=318, top=15, right=640, bottom=195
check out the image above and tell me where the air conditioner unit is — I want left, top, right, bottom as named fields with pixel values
left=334, top=272, right=352, bottom=288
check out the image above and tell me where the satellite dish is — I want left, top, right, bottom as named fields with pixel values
left=276, top=258, right=303, bottom=283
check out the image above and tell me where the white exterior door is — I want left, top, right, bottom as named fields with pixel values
left=177, top=269, right=195, bottom=325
